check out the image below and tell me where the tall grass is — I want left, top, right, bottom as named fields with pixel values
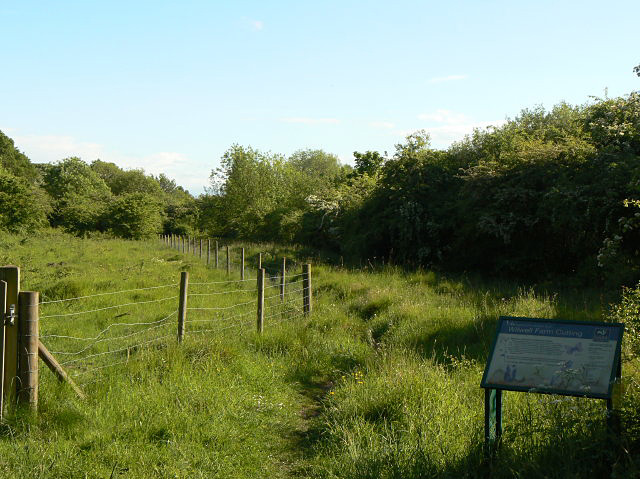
left=0, top=231, right=637, bottom=478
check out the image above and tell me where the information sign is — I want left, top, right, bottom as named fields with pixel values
left=481, top=316, right=623, bottom=399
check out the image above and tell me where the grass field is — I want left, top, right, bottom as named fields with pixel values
left=0, top=230, right=638, bottom=478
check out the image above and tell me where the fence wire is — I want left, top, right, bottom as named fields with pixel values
left=38, top=254, right=311, bottom=390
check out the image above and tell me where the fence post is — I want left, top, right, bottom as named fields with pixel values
left=177, top=271, right=189, bottom=343
left=226, top=246, right=230, bottom=276
left=182, top=236, right=185, bottom=254
left=280, top=257, right=286, bottom=301
left=17, top=291, right=38, bottom=411
left=215, top=241, right=219, bottom=268
left=303, top=264, right=312, bottom=316
left=199, top=239, right=202, bottom=259
left=207, top=239, right=211, bottom=266
left=0, top=266, right=19, bottom=406
left=0, top=280, right=5, bottom=419
left=241, top=248, right=245, bottom=281
left=257, top=268, right=265, bottom=333
left=187, top=236, right=191, bottom=254
left=258, top=253, right=262, bottom=269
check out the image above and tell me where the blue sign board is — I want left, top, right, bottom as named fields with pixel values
left=481, top=316, right=623, bottom=399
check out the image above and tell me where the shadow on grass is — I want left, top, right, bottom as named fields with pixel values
left=393, top=314, right=499, bottom=366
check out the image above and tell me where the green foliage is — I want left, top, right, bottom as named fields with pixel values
left=41, top=157, right=113, bottom=235
left=0, top=130, right=39, bottom=182
left=610, top=281, right=640, bottom=356
left=0, top=170, right=49, bottom=232
left=108, top=193, right=163, bottom=239
left=353, top=150, right=385, bottom=176
left=91, top=160, right=163, bottom=196
left=585, top=92, right=640, bottom=155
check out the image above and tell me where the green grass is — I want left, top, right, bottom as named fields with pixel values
left=0, top=230, right=638, bottom=478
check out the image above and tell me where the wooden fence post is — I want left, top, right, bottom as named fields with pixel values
left=187, top=236, right=190, bottom=254
left=0, top=266, right=19, bottom=405
left=17, top=291, right=38, bottom=410
left=182, top=236, right=185, bottom=254
left=38, top=341, right=84, bottom=399
left=207, top=239, right=211, bottom=266
left=177, top=271, right=188, bottom=343
left=215, top=241, right=219, bottom=268
left=257, top=268, right=265, bottom=333
left=241, top=248, right=245, bottom=281
left=199, top=239, right=202, bottom=259
left=0, top=280, right=5, bottom=419
left=226, top=246, right=230, bottom=276
left=303, top=264, right=312, bottom=316
left=280, top=257, right=286, bottom=301
left=258, top=253, right=262, bottom=269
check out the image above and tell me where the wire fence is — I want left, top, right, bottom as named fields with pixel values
left=37, top=251, right=311, bottom=390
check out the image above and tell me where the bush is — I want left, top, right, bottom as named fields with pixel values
left=610, top=282, right=640, bottom=356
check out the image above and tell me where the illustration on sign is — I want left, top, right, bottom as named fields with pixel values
left=482, top=317, right=623, bottom=398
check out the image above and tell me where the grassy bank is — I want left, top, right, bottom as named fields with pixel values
left=0, top=231, right=637, bottom=478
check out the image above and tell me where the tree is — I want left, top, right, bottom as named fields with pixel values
left=108, top=193, right=163, bottom=239
left=91, top=160, right=163, bottom=196
left=41, top=157, right=113, bottom=235
left=0, top=170, right=49, bottom=232
left=209, top=145, right=288, bottom=238
left=0, top=130, right=39, bottom=183
left=353, top=150, right=385, bottom=176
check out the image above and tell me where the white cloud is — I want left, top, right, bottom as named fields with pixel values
left=280, top=117, right=340, bottom=125
left=369, top=121, right=395, bottom=129
left=417, top=109, right=470, bottom=124
left=12, top=133, right=103, bottom=163
left=397, top=109, right=505, bottom=148
left=10, top=130, right=206, bottom=194
left=429, top=74, right=468, bottom=84
left=241, top=18, right=264, bottom=31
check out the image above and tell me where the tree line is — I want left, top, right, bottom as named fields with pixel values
left=1, top=91, right=639, bottom=285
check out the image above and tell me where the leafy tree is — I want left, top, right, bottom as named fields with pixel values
left=41, top=157, right=113, bottom=235
left=91, top=160, right=163, bottom=196
left=353, top=151, right=385, bottom=176
left=209, top=145, right=289, bottom=238
left=0, top=130, right=39, bottom=183
left=108, top=193, right=163, bottom=239
left=0, top=170, right=49, bottom=232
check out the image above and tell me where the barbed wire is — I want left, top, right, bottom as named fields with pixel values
left=186, top=318, right=256, bottom=335
left=190, top=278, right=255, bottom=285
left=184, top=310, right=254, bottom=324
left=47, top=321, right=174, bottom=356
left=187, top=288, right=255, bottom=297
left=41, top=310, right=178, bottom=342
left=61, top=332, right=173, bottom=367
left=263, top=287, right=305, bottom=302
left=264, top=278, right=303, bottom=290
left=40, top=296, right=178, bottom=319
left=265, top=295, right=304, bottom=309
left=40, top=283, right=178, bottom=305
left=186, top=298, right=255, bottom=312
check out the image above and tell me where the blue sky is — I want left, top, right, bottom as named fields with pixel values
left=1, top=0, right=638, bottom=194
